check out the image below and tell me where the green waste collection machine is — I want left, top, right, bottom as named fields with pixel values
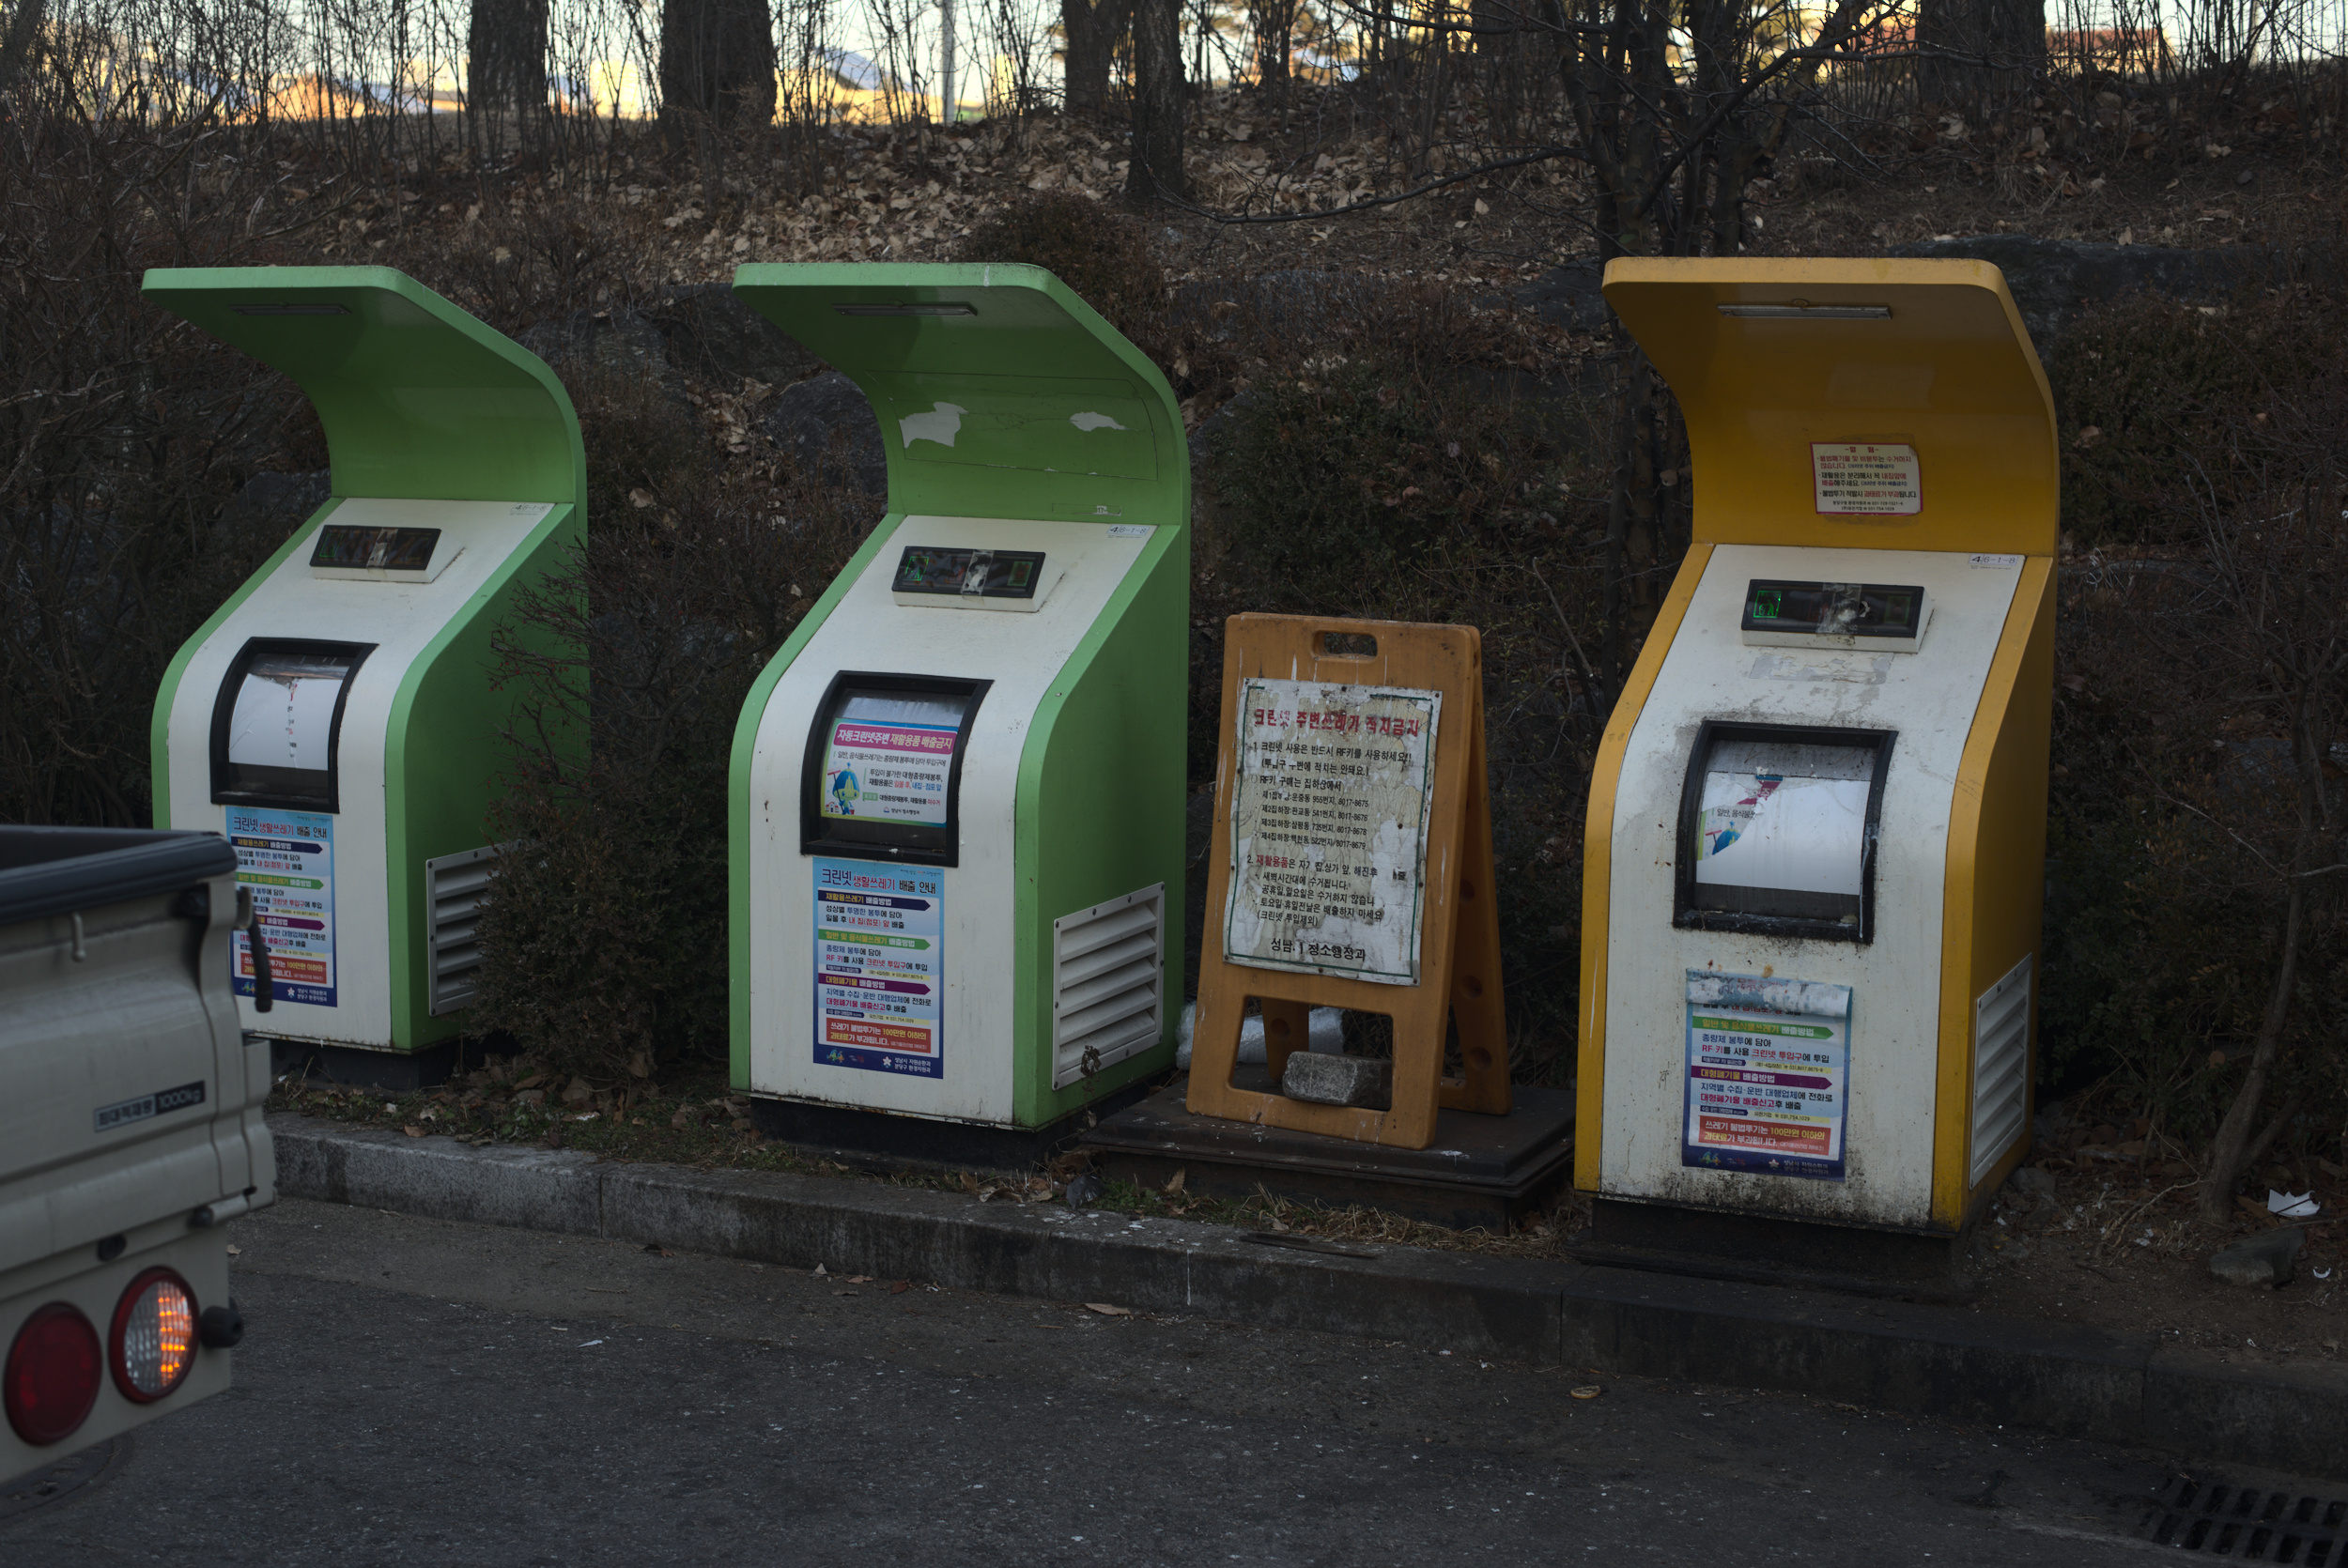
left=729, top=264, right=1189, bottom=1159
left=146, top=267, right=586, bottom=1089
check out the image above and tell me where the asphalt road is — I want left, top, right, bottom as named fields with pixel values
left=0, top=1197, right=2297, bottom=1565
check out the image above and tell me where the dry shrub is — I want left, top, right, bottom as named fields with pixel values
left=1205, top=363, right=1552, bottom=612
left=2047, top=285, right=2348, bottom=550
left=2044, top=289, right=2348, bottom=1176
left=429, top=187, right=657, bottom=337
left=0, top=116, right=657, bottom=830
left=0, top=120, right=320, bottom=824
left=469, top=366, right=876, bottom=1082
left=956, top=192, right=1169, bottom=361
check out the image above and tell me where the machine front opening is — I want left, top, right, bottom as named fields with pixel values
left=209, top=638, right=374, bottom=812
left=1675, top=721, right=1894, bottom=943
left=800, top=672, right=990, bottom=866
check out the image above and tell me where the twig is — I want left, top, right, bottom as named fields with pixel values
left=2124, top=743, right=2284, bottom=879
left=1531, top=562, right=1606, bottom=705
left=2097, top=1179, right=2198, bottom=1254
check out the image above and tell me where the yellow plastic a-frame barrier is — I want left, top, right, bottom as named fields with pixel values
left=1187, top=615, right=1509, bottom=1151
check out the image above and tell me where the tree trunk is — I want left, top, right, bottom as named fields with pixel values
left=0, top=0, right=46, bottom=89
left=1252, top=0, right=1298, bottom=110
left=1124, top=0, right=1187, bottom=205
left=2197, top=877, right=2305, bottom=1223
left=658, top=0, right=779, bottom=139
left=939, top=0, right=956, bottom=125
left=467, top=0, right=551, bottom=163
left=1601, top=346, right=1665, bottom=684
left=1917, top=0, right=2047, bottom=114
left=1063, top=0, right=1131, bottom=116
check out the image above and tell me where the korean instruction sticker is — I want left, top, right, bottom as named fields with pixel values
left=1812, top=442, right=1921, bottom=515
left=227, top=807, right=337, bottom=1007
left=819, top=705, right=958, bottom=826
left=812, top=858, right=944, bottom=1079
left=1681, top=971, right=1850, bottom=1181
left=1222, top=678, right=1440, bottom=985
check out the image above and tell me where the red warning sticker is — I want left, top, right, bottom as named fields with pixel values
left=1812, top=442, right=1922, bottom=515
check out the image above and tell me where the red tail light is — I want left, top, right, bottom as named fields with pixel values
left=110, top=1269, right=197, bottom=1404
left=5, top=1303, right=102, bottom=1446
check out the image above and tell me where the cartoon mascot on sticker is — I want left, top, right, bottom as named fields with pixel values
left=828, top=765, right=860, bottom=816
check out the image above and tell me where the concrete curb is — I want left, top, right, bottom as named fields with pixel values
left=269, top=1115, right=2348, bottom=1478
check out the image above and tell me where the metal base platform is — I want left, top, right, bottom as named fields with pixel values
left=269, top=1037, right=485, bottom=1093
left=1079, top=1072, right=1575, bottom=1231
left=748, top=1077, right=1161, bottom=1177
left=1567, top=1196, right=1980, bottom=1303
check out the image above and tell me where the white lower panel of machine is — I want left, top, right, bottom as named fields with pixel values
left=745, top=514, right=1158, bottom=1125
left=1600, top=545, right=2022, bottom=1226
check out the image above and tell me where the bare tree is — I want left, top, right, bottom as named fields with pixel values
left=0, top=0, right=45, bottom=89
left=1917, top=0, right=2045, bottom=113
left=659, top=0, right=780, bottom=145
left=987, top=0, right=1060, bottom=125
left=1124, top=0, right=1187, bottom=202
left=468, top=0, right=551, bottom=163
left=1545, top=0, right=1879, bottom=261
left=1251, top=0, right=1301, bottom=113
left=1062, top=0, right=1133, bottom=115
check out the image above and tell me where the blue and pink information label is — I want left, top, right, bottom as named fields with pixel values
left=812, top=857, right=944, bottom=1078
left=227, top=806, right=337, bottom=1007
left=818, top=707, right=958, bottom=826
left=1681, top=971, right=1849, bottom=1181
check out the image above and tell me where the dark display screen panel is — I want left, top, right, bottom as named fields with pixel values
left=891, top=546, right=1046, bottom=600
left=311, top=525, right=441, bottom=573
left=1742, top=579, right=1924, bottom=639
left=209, top=639, right=375, bottom=812
left=800, top=672, right=991, bottom=866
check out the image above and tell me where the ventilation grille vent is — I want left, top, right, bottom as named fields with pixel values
left=1051, top=884, right=1166, bottom=1091
left=1969, top=953, right=2032, bottom=1187
left=425, top=845, right=501, bottom=1016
